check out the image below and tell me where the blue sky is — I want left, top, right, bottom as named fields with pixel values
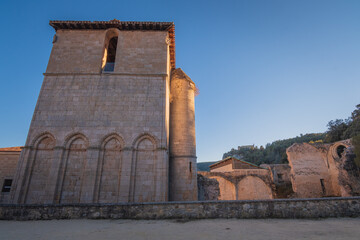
left=0, top=0, right=359, bottom=162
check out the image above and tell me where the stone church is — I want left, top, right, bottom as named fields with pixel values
left=9, top=20, right=197, bottom=204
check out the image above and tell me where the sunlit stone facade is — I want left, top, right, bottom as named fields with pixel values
left=10, top=20, right=197, bottom=204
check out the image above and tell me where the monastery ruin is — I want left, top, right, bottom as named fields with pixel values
left=198, top=139, right=360, bottom=201
left=1, top=20, right=360, bottom=207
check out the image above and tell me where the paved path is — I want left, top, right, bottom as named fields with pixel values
left=1, top=218, right=359, bottom=240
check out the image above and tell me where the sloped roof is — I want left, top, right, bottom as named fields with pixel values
left=49, top=19, right=176, bottom=69
left=0, top=146, right=23, bottom=152
left=209, top=156, right=265, bottom=170
left=171, top=68, right=195, bottom=84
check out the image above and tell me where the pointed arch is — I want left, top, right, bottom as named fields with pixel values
left=100, top=132, right=125, bottom=150
left=30, top=131, right=56, bottom=148
left=25, top=132, right=56, bottom=204
left=60, top=132, right=89, bottom=203
left=97, top=133, right=124, bottom=203
left=130, top=133, right=159, bottom=202
left=63, top=132, right=89, bottom=150
left=132, top=133, right=159, bottom=150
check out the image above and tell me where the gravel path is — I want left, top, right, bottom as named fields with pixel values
left=1, top=218, right=359, bottom=240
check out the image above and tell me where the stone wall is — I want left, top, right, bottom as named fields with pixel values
left=47, top=30, right=168, bottom=74
left=197, top=174, right=219, bottom=201
left=261, top=164, right=294, bottom=198
left=199, top=171, right=274, bottom=200
left=1, top=197, right=360, bottom=220
left=286, top=140, right=360, bottom=198
left=0, top=151, right=20, bottom=203
left=11, top=28, right=172, bottom=204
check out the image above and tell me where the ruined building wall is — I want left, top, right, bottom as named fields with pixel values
left=0, top=150, right=21, bottom=203
left=11, top=28, right=172, bottom=204
left=326, top=141, right=360, bottom=196
left=199, top=171, right=274, bottom=201
left=197, top=173, right=220, bottom=201
left=287, top=140, right=360, bottom=199
left=287, top=143, right=333, bottom=198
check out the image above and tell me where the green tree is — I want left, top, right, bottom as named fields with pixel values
left=352, top=134, right=360, bottom=167
left=324, top=119, right=349, bottom=142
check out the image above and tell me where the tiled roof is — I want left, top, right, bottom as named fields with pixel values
left=209, top=156, right=264, bottom=170
left=0, top=146, right=23, bottom=152
left=49, top=19, right=176, bottom=69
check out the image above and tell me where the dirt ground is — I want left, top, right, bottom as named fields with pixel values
left=1, top=218, right=359, bottom=240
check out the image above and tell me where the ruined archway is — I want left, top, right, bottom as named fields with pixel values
left=208, top=176, right=235, bottom=200
left=237, top=176, right=273, bottom=200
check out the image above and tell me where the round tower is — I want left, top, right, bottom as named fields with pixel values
left=169, top=68, right=197, bottom=201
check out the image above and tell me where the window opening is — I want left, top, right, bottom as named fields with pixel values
left=2, top=179, right=12, bottom=193
left=189, top=162, right=192, bottom=173
left=336, top=145, right=346, bottom=158
left=103, top=37, right=118, bottom=72
left=320, top=179, right=326, bottom=195
left=277, top=174, right=283, bottom=183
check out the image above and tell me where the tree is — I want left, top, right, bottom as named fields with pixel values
left=324, top=119, right=349, bottom=143
left=352, top=134, right=360, bottom=167
left=351, top=104, right=360, bottom=120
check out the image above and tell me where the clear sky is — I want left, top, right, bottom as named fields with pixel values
left=0, top=0, right=359, bottom=163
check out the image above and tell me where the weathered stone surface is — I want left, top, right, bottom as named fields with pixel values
left=0, top=149, right=21, bottom=203
left=1, top=197, right=360, bottom=220
left=199, top=171, right=274, bottom=200
left=197, top=174, right=220, bottom=201
left=9, top=21, right=197, bottom=205
left=287, top=139, right=360, bottom=199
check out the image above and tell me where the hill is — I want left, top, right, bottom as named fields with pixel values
left=197, top=161, right=217, bottom=172
left=222, top=133, right=326, bottom=166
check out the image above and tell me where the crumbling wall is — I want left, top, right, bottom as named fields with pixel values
left=261, top=164, right=294, bottom=198
left=237, top=176, right=273, bottom=200
left=287, top=143, right=333, bottom=198
left=327, top=142, right=360, bottom=196
left=287, top=140, right=360, bottom=198
left=197, top=173, right=220, bottom=201
left=199, top=170, right=274, bottom=200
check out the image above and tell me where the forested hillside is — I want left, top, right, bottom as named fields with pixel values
left=222, top=133, right=326, bottom=165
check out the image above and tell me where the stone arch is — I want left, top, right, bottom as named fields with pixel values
left=132, top=133, right=159, bottom=150
left=60, top=133, right=89, bottom=203
left=25, top=132, right=56, bottom=204
left=130, top=133, right=158, bottom=202
left=97, top=133, right=124, bottom=203
left=209, top=176, right=236, bottom=200
left=30, top=131, right=56, bottom=147
left=102, top=28, right=120, bottom=72
left=63, top=132, right=89, bottom=149
left=237, top=176, right=273, bottom=200
left=100, top=132, right=125, bottom=149
left=330, top=142, right=350, bottom=161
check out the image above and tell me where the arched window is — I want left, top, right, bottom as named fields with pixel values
left=102, top=30, right=119, bottom=72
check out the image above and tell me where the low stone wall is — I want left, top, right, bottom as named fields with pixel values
left=1, top=197, right=360, bottom=220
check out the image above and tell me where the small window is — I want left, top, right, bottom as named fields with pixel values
left=320, top=179, right=326, bottom=195
left=2, top=179, right=12, bottom=193
left=102, top=36, right=118, bottom=72
left=336, top=145, right=346, bottom=158
left=189, top=162, right=192, bottom=173
left=277, top=174, right=283, bottom=182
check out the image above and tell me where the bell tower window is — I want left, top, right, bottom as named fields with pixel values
left=102, top=30, right=119, bottom=73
